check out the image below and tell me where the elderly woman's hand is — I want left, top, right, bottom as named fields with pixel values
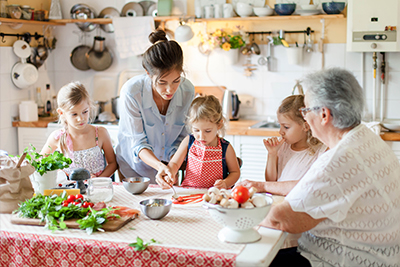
left=155, top=163, right=176, bottom=189
left=263, top=137, right=284, bottom=156
left=235, top=179, right=266, bottom=193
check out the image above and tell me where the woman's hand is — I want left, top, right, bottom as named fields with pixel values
left=235, top=179, right=266, bottom=193
left=263, top=137, right=284, bottom=156
left=214, top=179, right=228, bottom=189
left=155, top=164, right=176, bottom=189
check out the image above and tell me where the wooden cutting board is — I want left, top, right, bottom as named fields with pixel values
left=11, top=214, right=138, bottom=231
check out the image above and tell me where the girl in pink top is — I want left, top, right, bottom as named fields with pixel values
left=156, top=95, right=240, bottom=189
left=40, top=82, right=117, bottom=178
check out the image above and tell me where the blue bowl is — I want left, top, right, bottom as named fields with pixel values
left=274, top=3, right=296, bottom=16
left=322, top=2, right=345, bottom=14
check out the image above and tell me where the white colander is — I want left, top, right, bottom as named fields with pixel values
left=204, top=194, right=273, bottom=243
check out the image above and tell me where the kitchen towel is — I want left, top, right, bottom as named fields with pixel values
left=112, top=17, right=155, bottom=58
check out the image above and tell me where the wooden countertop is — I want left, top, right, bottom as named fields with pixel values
left=12, top=118, right=400, bottom=141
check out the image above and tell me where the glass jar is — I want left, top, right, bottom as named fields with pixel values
left=34, top=10, right=45, bottom=21
left=7, top=4, right=21, bottom=19
left=20, top=5, right=32, bottom=20
left=87, top=178, right=114, bottom=203
left=0, top=0, right=8, bottom=18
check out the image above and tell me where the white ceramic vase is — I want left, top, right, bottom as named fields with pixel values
left=214, top=48, right=240, bottom=65
left=30, top=170, right=58, bottom=195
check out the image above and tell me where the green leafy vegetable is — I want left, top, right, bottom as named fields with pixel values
left=23, top=144, right=72, bottom=176
left=76, top=207, right=120, bottom=235
left=129, top=237, right=159, bottom=251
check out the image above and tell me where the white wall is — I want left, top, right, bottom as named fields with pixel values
left=1, top=3, right=400, bottom=155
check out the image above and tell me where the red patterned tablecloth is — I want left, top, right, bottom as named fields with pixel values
left=0, top=185, right=242, bottom=267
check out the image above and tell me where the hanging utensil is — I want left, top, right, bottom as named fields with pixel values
left=250, top=34, right=261, bottom=55
left=305, top=27, right=313, bottom=53
left=86, top=36, right=113, bottom=71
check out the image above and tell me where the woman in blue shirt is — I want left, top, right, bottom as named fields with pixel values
left=116, top=29, right=195, bottom=183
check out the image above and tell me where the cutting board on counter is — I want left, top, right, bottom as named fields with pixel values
left=11, top=214, right=138, bottom=231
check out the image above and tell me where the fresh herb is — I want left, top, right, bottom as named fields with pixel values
left=129, top=227, right=136, bottom=230
left=128, top=237, right=159, bottom=251
left=76, top=207, right=120, bottom=235
left=23, top=144, right=72, bottom=176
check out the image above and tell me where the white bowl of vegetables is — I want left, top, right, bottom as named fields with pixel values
left=203, top=186, right=273, bottom=243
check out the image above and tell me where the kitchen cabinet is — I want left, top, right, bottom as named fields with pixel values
left=385, top=141, right=400, bottom=162
left=227, top=135, right=269, bottom=182
left=17, top=127, right=53, bottom=154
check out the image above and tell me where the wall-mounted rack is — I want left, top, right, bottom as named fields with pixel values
left=247, top=27, right=314, bottom=36
left=0, top=32, right=44, bottom=43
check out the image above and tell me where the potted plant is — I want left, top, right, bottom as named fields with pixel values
left=23, top=144, right=72, bottom=195
left=199, top=26, right=247, bottom=64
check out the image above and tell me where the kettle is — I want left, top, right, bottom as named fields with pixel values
left=222, top=90, right=240, bottom=121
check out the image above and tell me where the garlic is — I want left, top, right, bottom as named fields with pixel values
left=227, top=199, right=239, bottom=209
left=203, top=193, right=211, bottom=202
left=241, top=201, right=255, bottom=209
left=251, top=195, right=267, bottom=207
left=208, top=187, right=220, bottom=196
left=249, top=187, right=257, bottom=198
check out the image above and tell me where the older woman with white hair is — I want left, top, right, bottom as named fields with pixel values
left=263, top=68, right=400, bottom=267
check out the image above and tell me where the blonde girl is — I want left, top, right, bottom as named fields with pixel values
left=237, top=94, right=326, bottom=196
left=156, top=95, right=240, bottom=189
left=41, top=82, right=117, bottom=178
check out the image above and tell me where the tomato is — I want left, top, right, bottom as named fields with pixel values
left=73, top=201, right=80, bottom=206
left=75, top=194, right=84, bottom=200
left=232, top=186, right=250, bottom=204
left=88, top=202, right=94, bottom=207
left=67, top=195, right=76, bottom=203
left=82, top=202, right=89, bottom=208
left=62, top=200, right=69, bottom=207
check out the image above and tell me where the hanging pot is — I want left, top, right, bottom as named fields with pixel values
left=70, top=4, right=97, bottom=32
left=11, top=40, right=38, bottom=89
left=86, top=36, right=113, bottom=71
left=70, top=45, right=91, bottom=70
left=98, top=7, right=120, bottom=33
left=111, top=96, right=120, bottom=119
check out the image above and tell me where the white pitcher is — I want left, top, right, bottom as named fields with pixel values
left=30, top=170, right=58, bottom=195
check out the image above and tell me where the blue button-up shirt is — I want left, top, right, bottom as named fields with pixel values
left=116, top=74, right=195, bottom=182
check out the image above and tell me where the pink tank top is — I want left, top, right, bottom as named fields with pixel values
left=55, top=127, right=105, bottom=176
left=181, top=138, right=223, bottom=188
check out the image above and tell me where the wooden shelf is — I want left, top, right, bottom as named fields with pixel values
left=0, top=14, right=344, bottom=27
left=0, top=17, right=66, bottom=26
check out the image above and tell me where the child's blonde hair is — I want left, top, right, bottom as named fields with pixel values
left=187, top=95, right=227, bottom=137
left=57, top=81, right=95, bottom=155
left=278, top=95, right=321, bottom=154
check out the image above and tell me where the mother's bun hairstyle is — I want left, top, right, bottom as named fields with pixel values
left=143, top=29, right=184, bottom=81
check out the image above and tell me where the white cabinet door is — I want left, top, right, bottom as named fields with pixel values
left=17, top=127, right=54, bottom=154
left=385, top=141, right=400, bottom=162
left=234, top=135, right=269, bottom=182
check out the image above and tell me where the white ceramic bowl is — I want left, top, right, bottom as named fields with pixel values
left=253, top=6, right=274, bottom=17
left=300, top=4, right=318, bottom=10
left=236, top=2, right=253, bottom=17
left=204, top=194, right=273, bottom=243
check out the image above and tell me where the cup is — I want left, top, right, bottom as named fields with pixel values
left=204, top=5, right=214, bottom=19
left=286, top=46, right=303, bottom=65
left=214, top=4, right=223, bottom=18
left=223, top=3, right=234, bottom=18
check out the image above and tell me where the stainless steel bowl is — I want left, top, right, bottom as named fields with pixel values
left=139, top=198, right=172, bottom=220
left=122, top=177, right=150, bottom=194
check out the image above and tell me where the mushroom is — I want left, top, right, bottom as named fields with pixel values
left=251, top=195, right=267, bottom=207
left=216, top=194, right=223, bottom=202
left=227, top=199, right=239, bottom=209
left=203, top=193, right=211, bottom=202
left=220, top=189, right=231, bottom=198
left=220, top=198, right=229, bottom=208
left=208, top=187, right=220, bottom=196
left=249, top=187, right=257, bottom=198
left=241, top=201, right=255, bottom=209
left=209, top=193, right=218, bottom=204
